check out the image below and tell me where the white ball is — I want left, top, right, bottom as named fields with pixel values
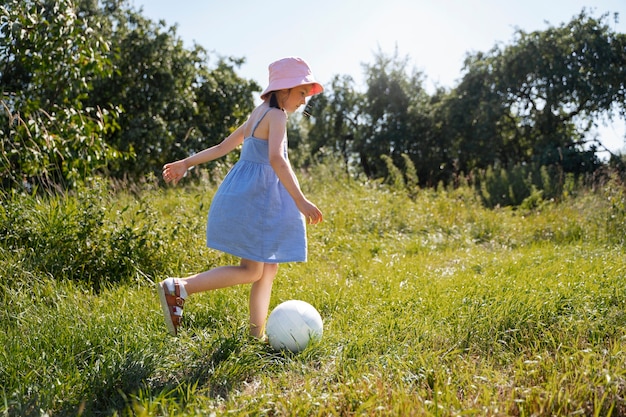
left=266, top=300, right=323, bottom=353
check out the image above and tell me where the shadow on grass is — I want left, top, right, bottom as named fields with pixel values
left=10, top=326, right=315, bottom=416
left=4, top=349, right=158, bottom=417
left=127, top=330, right=304, bottom=414
left=61, top=331, right=281, bottom=415
left=77, top=349, right=158, bottom=416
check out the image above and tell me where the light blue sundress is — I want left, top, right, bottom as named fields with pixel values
left=206, top=109, right=307, bottom=263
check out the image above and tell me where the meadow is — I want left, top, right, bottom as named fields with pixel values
left=1, top=161, right=625, bottom=416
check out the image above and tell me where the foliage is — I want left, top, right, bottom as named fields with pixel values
left=471, top=163, right=579, bottom=207
left=0, top=0, right=259, bottom=189
left=381, top=153, right=419, bottom=199
left=302, top=51, right=440, bottom=181
left=359, top=50, right=433, bottom=179
left=0, top=0, right=122, bottom=188
left=1, top=2, right=623, bottom=202
left=87, top=1, right=259, bottom=177
left=0, top=179, right=169, bottom=291
left=452, top=9, right=624, bottom=173
left=305, top=74, right=365, bottom=174
left=1, top=163, right=625, bottom=415
left=600, top=171, right=626, bottom=245
left=443, top=53, right=514, bottom=173
left=306, top=10, right=625, bottom=192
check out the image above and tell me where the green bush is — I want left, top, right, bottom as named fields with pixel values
left=602, top=172, right=626, bottom=245
left=0, top=180, right=167, bottom=291
left=472, top=163, right=586, bottom=208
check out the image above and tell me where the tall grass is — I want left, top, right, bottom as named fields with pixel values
left=1, top=162, right=625, bottom=416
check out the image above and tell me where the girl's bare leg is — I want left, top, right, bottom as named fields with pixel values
left=249, top=263, right=278, bottom=338
left=180, top=258, right=264, bottom=295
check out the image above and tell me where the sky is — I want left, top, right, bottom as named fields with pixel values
left=133, top=0, right=625, bottom=154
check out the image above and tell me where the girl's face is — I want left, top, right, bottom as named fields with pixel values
left=277, top=85, right=311, bottom=113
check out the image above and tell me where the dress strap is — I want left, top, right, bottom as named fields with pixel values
left=249, top=107, right=275, bottom=138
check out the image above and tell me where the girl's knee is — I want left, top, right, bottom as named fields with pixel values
left=240, top=260, right=278, bottom=283
left=264, top=263, right=278, bottom=276
left=260, top=263, right=278, bottom=283
left=240, top=259, right=264, bottom=281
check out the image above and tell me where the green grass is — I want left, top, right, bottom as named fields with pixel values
left=1, top=168, right=625, bottom=416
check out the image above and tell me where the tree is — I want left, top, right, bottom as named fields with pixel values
left=444, top=50, right=522, bottom=174
left=304, top=74, right=365, bottom=172
left=0, top=0, right=120, bottom=189
left=359, top=50, right=439, bottom=182
left=87, top=0, right=259, bottom=177
left=359, top=52, right=411, bottom=177
left=0, top=0, right=261, bottom=188
left=456, top=10, right=625, bottom=174
left=190, top=58, right=259, bottom=160
left=418, top=87, right=456, bottom=186
left=306, top=51, right=450, bottom=185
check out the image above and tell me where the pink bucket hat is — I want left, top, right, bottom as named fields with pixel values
left=260, top=57, right=324, bottom=100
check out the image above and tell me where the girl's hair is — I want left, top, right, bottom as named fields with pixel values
left=269, top=92, right=281, bottom=109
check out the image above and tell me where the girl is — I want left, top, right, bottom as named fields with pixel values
left=158, top=57, right=324, bottom=339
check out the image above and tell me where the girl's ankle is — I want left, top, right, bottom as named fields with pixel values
left=163, top=277, right=188, bottom=299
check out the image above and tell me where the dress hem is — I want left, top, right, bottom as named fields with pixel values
left=206, top=242, right=307, bottom=264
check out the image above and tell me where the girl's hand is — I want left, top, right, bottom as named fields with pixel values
left=298, top=199, right=323, bottom=225
left=162, top=160, right=187, bottom=184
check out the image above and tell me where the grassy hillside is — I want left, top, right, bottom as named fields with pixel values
left=1, top=164, right=625, bottom=416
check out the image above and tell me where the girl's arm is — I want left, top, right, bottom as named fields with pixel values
left=266, top=110, right=323, bottom=224
left=162, top=123, right=246, bottom=184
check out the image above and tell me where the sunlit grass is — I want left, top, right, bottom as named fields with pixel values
left=1, top=168, right=625, bottom=415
